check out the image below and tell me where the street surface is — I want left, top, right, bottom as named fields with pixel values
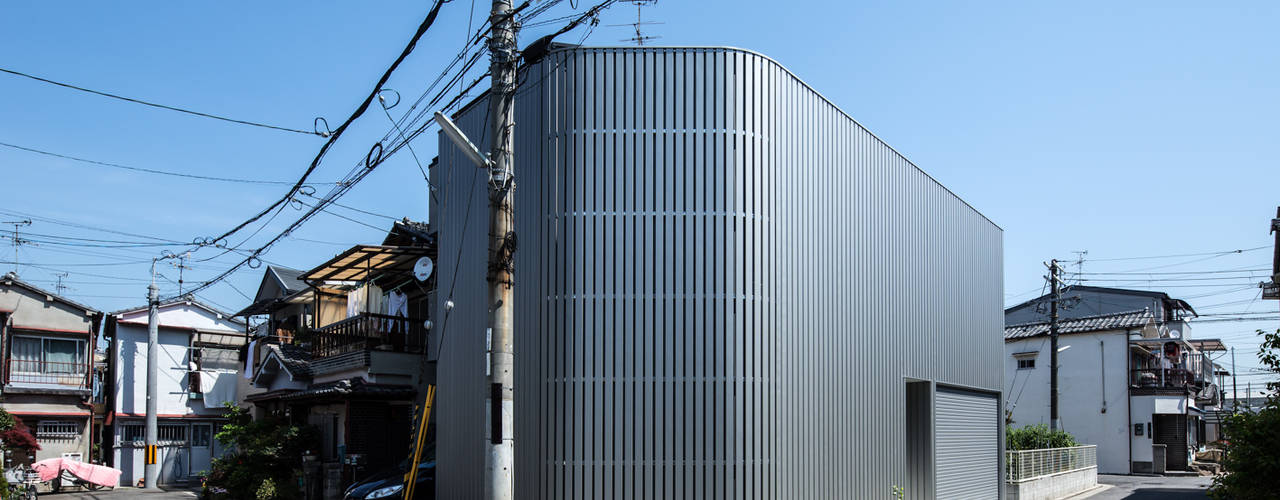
left=35, top=486, right=198, bottom=499
left=1089, top=474, right=1212, bottom=499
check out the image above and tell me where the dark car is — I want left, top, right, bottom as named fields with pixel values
left=343, top=452, right=434, bottom=500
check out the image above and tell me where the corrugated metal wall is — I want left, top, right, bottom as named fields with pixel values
left=432, top=46, right=1004, bottom=499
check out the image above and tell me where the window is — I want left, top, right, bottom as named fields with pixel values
left=1017, top=358, right=1036, bottom=370
left=36, top=421, right=79, bottom=439
left=158, top=424, right=188, bottom=443
left=121, top=424, right=145, bottom=442
left=191, top=424, right=212, bottom=447
left=9, top=336, right=86, bottom=374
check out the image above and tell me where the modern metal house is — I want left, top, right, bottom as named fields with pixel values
left=432, top=46, right=1004, bottom=499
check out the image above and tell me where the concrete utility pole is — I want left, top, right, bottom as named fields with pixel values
left=144, top=258, right=160, bottom=489
left=1231, top=347, right=1238, bottom=409
left=484, top=0, right=518, bottom=498
left=1048, top=259, right=1062, bottom=431
left=2, top=219, right=31, bottom=274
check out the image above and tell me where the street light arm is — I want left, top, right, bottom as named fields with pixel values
left=435, top=111, right=491, bottom=170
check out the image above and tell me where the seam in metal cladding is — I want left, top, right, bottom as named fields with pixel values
left=431, top=46, right=1005, bottom=499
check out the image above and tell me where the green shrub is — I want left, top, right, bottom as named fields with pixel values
left=205, top=404, right=318, bottom=500
left=1006, top=424, right=1078, bottom=451
left=1210, top=329, right=1280, bottom=500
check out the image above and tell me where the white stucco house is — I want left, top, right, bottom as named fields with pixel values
left=1004, top=286, right=1227, bottom=474
left=106, top=298, right=248, bottom=485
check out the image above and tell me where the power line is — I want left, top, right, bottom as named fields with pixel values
left=173, top=0, right=544, bottom=301
left=0, top=207, right=184, bottom=244
left=0, top=67, right=324, bottom=137
left=0, top=140, right=336, bottom=186
left=1073, top=246, right=1269, bottom=263
left=188, top=0, right=448, bottom=254
left=1069, top=268, right=1270, bottom=276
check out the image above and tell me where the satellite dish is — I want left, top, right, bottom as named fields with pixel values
left=413, top=256, right=434, bottom=281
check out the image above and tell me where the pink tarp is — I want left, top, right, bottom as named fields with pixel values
left=30, top=458, right=122, bottom=488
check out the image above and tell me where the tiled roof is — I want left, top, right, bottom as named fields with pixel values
left=1005, top=309, right=1153, bottom=340
left=269, top=266, right=308, bottom=295
left=268, top=343, right=314, bottom=378
left=279, top=377, right=415, bottom=401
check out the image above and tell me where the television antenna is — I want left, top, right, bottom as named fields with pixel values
left=54, top=272, right=70, bottom=295
left=610, top=0, right=662, bottom=45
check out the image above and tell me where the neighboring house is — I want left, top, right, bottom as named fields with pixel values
left=432, top=46, right=1005, bottom=499
left=105, top=298, right=248, bottom=486
left=240, top=219, right=434, bottom=497
left=1004, top=287, right=1228, bottom=474
left=0, top=272, right=101, bottom=465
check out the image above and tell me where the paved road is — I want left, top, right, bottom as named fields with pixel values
left=34, top=486, right=199, bottom=499
left=1089, top=474, right=1212, bottom=500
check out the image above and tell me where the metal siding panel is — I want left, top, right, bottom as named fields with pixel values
left=434, top=46, right=1003, bottom=500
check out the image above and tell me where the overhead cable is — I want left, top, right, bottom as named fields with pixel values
left=192, top=0, right=448, bottom=251
left=0, top=67, right=326, bottom=137
left=0, top=141, right=334, bottom=186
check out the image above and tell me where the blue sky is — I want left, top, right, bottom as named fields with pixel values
left=1, top=1, right=1276, bottom=392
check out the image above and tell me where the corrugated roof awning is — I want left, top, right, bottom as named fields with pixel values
left=300, top=245, right=432, bottom=284
left=1187, top=339, right=1227, bottom=352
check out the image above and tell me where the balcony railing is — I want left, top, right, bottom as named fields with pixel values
left=1006, top=445, right=1097, bottom=483
left=5, top=359, right=89, bottom=388
left=311, top=312, right=427, bottom=358
left=1130, top=368, right=1209, bottom=389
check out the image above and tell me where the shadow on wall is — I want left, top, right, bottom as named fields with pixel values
left=120, top=341, right=137, bottom=412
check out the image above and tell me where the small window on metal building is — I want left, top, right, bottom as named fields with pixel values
left=1017, top=358, right=1036, bottom=369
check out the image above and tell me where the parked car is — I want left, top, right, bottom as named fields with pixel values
left=343, top=449, right=434, bottom=500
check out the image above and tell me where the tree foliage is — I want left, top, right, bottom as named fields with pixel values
left=1006, top=424, right=1078, bottom=451
left=1210, top=329, right=1280, bottom=500
left=204, top=404, right=319, bottom=500
left=0, top=408, right=41, bottom=455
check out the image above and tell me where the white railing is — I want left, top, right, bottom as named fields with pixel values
left=1006, top=445, right=1097, bottom=483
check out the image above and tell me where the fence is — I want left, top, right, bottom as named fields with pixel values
left=1006, top=445, right=1097, bottom=483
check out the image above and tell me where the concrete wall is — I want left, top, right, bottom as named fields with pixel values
left=1005, top=331, right=1131, bottom=474
left=1006, top=467, right=1097, bottom=500
left=434, top=46, right=1004, bottom=499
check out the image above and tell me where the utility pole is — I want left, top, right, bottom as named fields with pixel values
left=2, top=220, right=31, bottom=274
left=1231, top=347, right=1238, bottom=409
left=172, top=253, right=192, bottom=295
left=485, top=0, right=518, bottom=498
left=144, top=258, right=161, bottom=489
left=1048, top=259, right=1062, bottom=431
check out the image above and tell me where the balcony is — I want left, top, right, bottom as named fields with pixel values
left=5, top=359, right=89, bottom=393
left=310, top=313, right=427, bottom=358
left=1131, top=368, right=1202, bottom=389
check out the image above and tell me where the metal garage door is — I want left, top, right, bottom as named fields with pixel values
left=936, top=387, right=999, bottom=500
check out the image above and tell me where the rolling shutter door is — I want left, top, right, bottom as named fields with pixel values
left=936, top=388, right=998, bottom=500
left=1154, top=414, right=1187, bottom=470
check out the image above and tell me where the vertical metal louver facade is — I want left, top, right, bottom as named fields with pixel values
left=431, top=46, right=1004, bottom=499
